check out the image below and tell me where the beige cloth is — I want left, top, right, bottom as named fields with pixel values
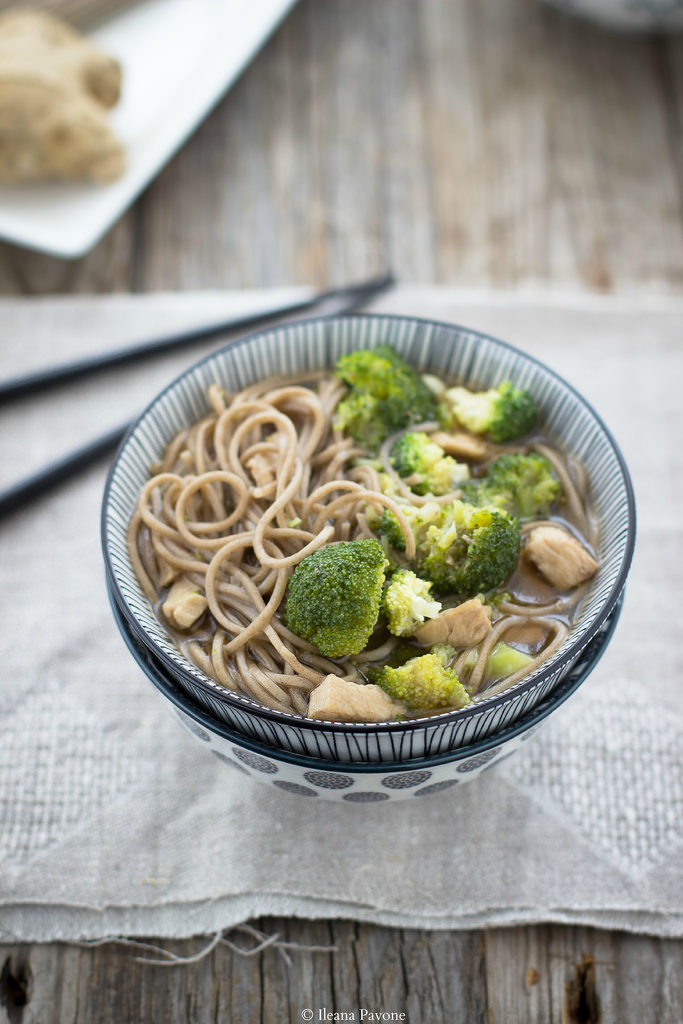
left=0, top=287, right=681, bottom=941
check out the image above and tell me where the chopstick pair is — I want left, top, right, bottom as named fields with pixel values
left=0, top=272, right=394, bottom=405
left=0, top=272, right=395, bottom=521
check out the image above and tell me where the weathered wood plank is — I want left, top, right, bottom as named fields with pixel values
left=484, top=926, right=555, bottom=1024
left=484, top=925, right=683, bottom=1024
left=336, top=920, right=409, bottom=1016
left=0, top=0, right=681, bottom=294
left=0, top=208, right=138, bottom=295
left=656, top=32, right=683, bottom=244
left=1, top=923, right=681, bottom=1023
left=396, top=927, right=488, bottom=1024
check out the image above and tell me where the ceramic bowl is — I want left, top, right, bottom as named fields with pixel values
left=539, top=0, right=683, bottom=32
left=110, top=582, right=623, bottom=801
left=102, top=314, right=635, bottom=763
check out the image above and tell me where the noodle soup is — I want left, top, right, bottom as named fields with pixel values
left=128, top=349, right=600, bottom=724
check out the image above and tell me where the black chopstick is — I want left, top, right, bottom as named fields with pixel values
left=0, top=423, right=130, bottom=520
left=0, top=271, right=395, bottom=405
left=0, top=272, right=395, bottom=521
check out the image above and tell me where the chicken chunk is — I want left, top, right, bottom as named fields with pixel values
left=157, top=560, right=178, bottom=587
left=162, top=578, right=208, bottom=630
left=429, top=430, right=491, bottom=462
left=524, top=525, right=598, bottom=590
left=414, top=597, right=492, bottom=648
left=307, top=675, right=406, bottom=723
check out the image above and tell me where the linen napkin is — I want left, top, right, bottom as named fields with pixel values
left=1, top=287, right=681, bottom=942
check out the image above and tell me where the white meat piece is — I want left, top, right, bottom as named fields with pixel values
left=415, top=597, right=492, bottom=647
left=429, top=430, right=490, bottom=461
left=162, top=578, right=208, bottom=630
left=158, top=560, right=178, bottom=587
left=307, top=675, right=406, bottom=723
left=245, top=451, right=277, bottom=488
left=525, top=525, right=599, bottom=590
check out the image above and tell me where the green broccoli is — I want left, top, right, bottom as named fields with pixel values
left=334, top=346, right=436, bottom=451
left=376, top=499, right=443, bottom=553
left=369, top=651, right=471, bottom=710
left=430, top=643, right=459, bottom=668
left=390, top=431, right=470, bottom=496
left=415, top=501, right=521, bottom=597
left=442, top=380, right=537, bottom=443
left=376, top=498, right=520, bottom=597
left=463, top=641, right=533, bottom=688
left=377, top=508, right=408, bottom=551
left=334, top=390, right=387, bottom=453
left=382, top=569, right=442, bottom=637
left=284, top=538, right=388, bottom=657
left=484, top=642, right=533, bottom=683
left=462, top=452, right=561, bottom=518
left=374, top=495, right=438, bottom=552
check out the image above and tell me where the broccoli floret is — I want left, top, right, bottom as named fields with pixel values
left=376, top=499, right=520, bottom=597
left=376, top=500, right=443, bottom=553
left=462, top=452, right=561, bottom=518
left=369, top=652, right=472, bottom=710
left=430, top=643, right=458, bottom=667
left=334, top=390, right=387, bottom=453
left=377, top=508, right=407, bottom=551
left=484, top=642, right=533, bottom=683
left=464, top=641, right=533, bottom=688
left=415, top=501, right=521, bottom=597
left=442, top=380, right=537, bottom=443
left=334, top=346, right=436, bottom=451
left=486, top=590, right=512, bottom=613
left=284, top=538, right=388, bottom=657
left=382, top=569, right=442, bottom=637
left=390, top=431, right=470, bottom=496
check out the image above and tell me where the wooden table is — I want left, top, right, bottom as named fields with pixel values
left=1, top=1, right=681, bottom=1020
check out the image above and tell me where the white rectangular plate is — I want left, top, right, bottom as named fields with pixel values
left=0, top=0, right=298, bottom=258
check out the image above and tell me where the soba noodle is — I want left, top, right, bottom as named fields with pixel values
left=129, top=370, right=598, bottom=719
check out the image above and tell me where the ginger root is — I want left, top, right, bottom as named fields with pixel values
left=0, top=9, right=124, bottom=184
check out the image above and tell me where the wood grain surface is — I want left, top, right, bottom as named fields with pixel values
left=1, top=921, right=682, bottom=1023
left=0, top=0, right=682, bottom=1020
left=0, top=0, right=682, bottom=297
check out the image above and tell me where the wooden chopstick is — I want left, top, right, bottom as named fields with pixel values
left=0, top=273, right=394, bottom=521
left=0, top=273, right=394, bottom=405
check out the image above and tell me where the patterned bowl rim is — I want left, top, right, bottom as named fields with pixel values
left=102, top=312, right=636, bottom=736
left=109, top=571, right=623, bottom=774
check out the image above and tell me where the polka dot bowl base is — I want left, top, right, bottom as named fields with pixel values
left=110, top=583, right=622, bottom=802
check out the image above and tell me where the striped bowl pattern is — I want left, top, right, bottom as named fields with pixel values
left=109, top=581, right=623, bottom=801
left=102, top=314, right=636, bottom=763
